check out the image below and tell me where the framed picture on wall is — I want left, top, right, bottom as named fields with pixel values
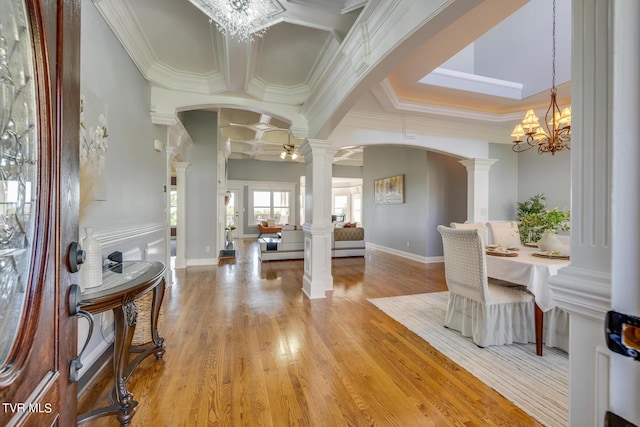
left=374, top=174, right=404, bottom=204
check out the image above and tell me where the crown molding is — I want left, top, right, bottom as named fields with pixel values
left=150, top=111, right=177, bottom=126
left=247, top=78, right=309, bottom=105
left=419, top=67, right=523, bottom=100
left=146, top=62, right=224, bottom=94
left=94, top=0, right=228, bottom=95
left=372, top=78, right=522, bottom=123
left=339, top=109, right=511, bottom=144
left=306, top=37, right=340, bottom=90
left=92, top=0, right=156, bottom=75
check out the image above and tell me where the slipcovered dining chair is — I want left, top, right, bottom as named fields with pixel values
left=450, top=222, right=487, bottom=245
left=487, top=221, right=522, bottom=247
left=437, top=225, right=535, bottom=347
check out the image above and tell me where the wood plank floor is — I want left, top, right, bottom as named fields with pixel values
left=78, top=239, right=542, bottom=426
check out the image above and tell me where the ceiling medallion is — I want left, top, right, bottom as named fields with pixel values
left=189, top=0, right=284, bottom=42
left=511, top=0, right=571, bottom=155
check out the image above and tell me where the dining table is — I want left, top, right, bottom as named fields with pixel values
left=485, top=245, right=570, bottom=356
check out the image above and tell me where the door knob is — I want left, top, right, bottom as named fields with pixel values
left=69, top=241, right=85, bottom=273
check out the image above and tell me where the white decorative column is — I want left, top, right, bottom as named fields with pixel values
left=173, top=162, right=190, bottom=269
left=458, top=158, right=497, bottom=223
left=608, top=2, right=640, bottom=424
left=549, top=1, right=640, bottom=425
left=299, top=140, right=337, bottom=299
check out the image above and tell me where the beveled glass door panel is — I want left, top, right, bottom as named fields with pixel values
left=0, top=0, right=40, bottom=370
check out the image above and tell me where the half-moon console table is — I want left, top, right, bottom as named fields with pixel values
left=74, top=261, right=166, bottom=426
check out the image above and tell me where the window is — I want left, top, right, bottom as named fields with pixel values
left=351, top=193, right=362, bottom=223
left=333, top=195, right=348, bottom=218
left=251, top=189, right=291, bottom=225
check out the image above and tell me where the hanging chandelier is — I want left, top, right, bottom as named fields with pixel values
left=511, top=0, right=571, bottom=155
left=189, top=0, right=275, bottom=42
left=280, top=132, right=298, bottom=160
left=280, top=143, right=298, bottom=160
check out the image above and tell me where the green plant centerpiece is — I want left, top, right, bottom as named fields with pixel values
left=515, top=193, right=570, bottom=244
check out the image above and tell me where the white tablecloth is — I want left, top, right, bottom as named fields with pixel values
left=486, top=246, right=570, bottom=351
left=486, top=246, right=569, bottom=312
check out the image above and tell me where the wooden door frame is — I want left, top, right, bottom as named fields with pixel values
left=0, top=0, right=80, bottom=425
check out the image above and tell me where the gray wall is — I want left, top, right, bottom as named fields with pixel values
left=363, top=146, right=466, bottom=258
left=426, top=151, right=467, bottom=256
left=182, top=111, right=219, bottom=261
left=489, top=143, right=519, bottom=220
left=79, top=0, right=167, bottom=380
left=517, top=148, right=571, bottom=211
left=80, top=0, right=165, bottom=231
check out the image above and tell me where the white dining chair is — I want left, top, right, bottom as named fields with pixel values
left=437, top=225, right=535, bottom=347
left=450, top=222, right=487, bottom=245
left=487, top=221, right=522, bottom=247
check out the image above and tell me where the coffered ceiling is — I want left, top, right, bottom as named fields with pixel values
left=92, top=0, right=571, bottom=165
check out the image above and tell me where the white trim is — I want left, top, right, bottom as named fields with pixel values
left=595, top=346, right=611, bottom=426
left=77, top=319, right=114, bottom=379
left=244, top=181, right=297, bottom=226
left=187, top=257, right=218, bottom=267
left=365, top=242, right=442, bottom=264
left=419, top=67, right=523, bottom=100
left=548, top=266, right=611, bottom=322
left=92, top=222, right=167, bottom=247
left=229, top=179, right=298, bottom=190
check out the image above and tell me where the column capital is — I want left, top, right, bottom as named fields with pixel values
left=300, top=139, right=339, bottom=160
left=165, top=146, right=180, bottom=159
left=459, top=158, right=498, bottom=171
left=460, top=158, right=497, bottom=223
left=172, top=162, right=190, bottom=173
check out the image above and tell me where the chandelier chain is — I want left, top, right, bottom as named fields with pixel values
left=510, top=0, right=571, bottom=155
left=552, top=0, right=556, bottom=90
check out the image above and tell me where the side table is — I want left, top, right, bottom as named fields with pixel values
left=74, top=261, right=166, bottom=426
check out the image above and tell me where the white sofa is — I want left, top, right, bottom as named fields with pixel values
left=259, top=225, right=365, bottom=261
left=259, top=225, right=304, bottom=261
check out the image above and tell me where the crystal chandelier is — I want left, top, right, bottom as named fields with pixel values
left=189, top=0, right=274, bottom=42
left=511, top=0, right=571, bottom=155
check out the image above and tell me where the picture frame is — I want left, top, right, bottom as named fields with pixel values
left=374, top=174, right=404, bottom=204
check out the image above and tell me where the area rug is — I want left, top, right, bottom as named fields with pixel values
left=368, top=291, right=568, bottom=427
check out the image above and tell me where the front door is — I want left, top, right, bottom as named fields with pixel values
left=0, top=0, right=80, bottom=425
left=225, top=189, right=240, bottom=235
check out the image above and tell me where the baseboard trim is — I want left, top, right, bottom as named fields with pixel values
left=187, top=257, right=218, bottom=267
left=77, top=344, right=113, bottom=397
left=365, top=243, right=443, bottom=264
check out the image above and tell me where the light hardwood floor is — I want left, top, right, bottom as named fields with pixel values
left=78, top=239, right=542, bottom=426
